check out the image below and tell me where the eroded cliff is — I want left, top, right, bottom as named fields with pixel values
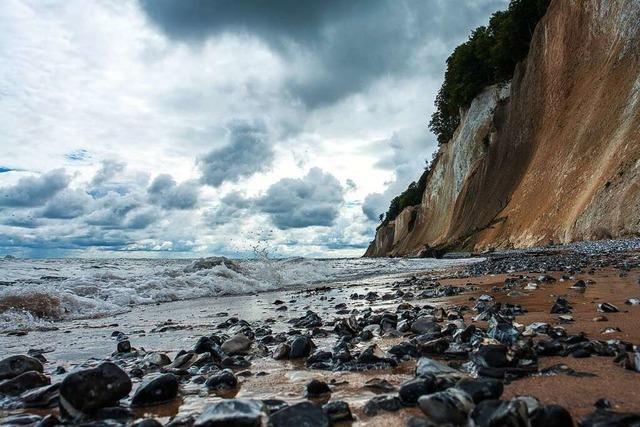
left=366, top=0, right=640, bottom=257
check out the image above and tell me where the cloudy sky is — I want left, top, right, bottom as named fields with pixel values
left=0, top=0, right=506, bottom=258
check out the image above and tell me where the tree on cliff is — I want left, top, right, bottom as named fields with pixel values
left=429, top=0, right=550, bottom=145
left=381, top=0, right=550, bottom=226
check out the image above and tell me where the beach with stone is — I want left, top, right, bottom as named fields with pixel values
left=2, top=242, right=640, bottom=426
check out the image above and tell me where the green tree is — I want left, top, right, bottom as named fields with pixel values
left=428, top=0, right=550, bottom=145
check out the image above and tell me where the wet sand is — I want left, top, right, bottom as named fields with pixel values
left=2, top=258, right=640, bottom=425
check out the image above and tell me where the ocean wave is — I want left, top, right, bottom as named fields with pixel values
left=0, top=256, right=476, bottom=332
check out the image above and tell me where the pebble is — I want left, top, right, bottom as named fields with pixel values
left=131, top=373, right=179, bottom=406
left=456, top=378, right=504, bottom=403
left=322, top=401, right=353, bottom=423
left=363, top=395, right=402, bottom=416
left=597, top=303, right=620, bottom=313
left=194, top=399, right=265, bottom=427
left=205, top=369, right=238, bottom=391
left=221, top=334, right=252, bottom=355
left=0, top=355, right=44, bottom=380
left=59, top=362, right=132, bottom=418
left=399, top=377, right=436, bottom=405
left=269, top=401, right=329, bottom=427
left=289, top=336, right=313, bottom=358
left=469, top=399, right=529, bottom=427
left=0, top=371, right=50, bottom=396
left=305, top=379, right=331, bottom=398
left=418, top=388, right=474, bottom=424
left=530, top=404, right=573, bottom=427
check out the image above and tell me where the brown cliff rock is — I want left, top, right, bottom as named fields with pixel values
left=366, top=0, right=640, bottom=257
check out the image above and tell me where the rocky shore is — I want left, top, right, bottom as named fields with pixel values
left=2, top=244, right=640, bottom=426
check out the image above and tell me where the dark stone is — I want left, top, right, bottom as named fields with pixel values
left=221, top=334, right=252, bottom=355
left=363, top=395, right=402, bottom=416
left=166, top=415, right=196, bottom=427
left=0, top=371, right=50, bottom=395
left=550, top=297, right=572, bottom=314
left=406, top=416, right=432, bottom=427
left=305, top=379, right=331, bottom=397
left=389, top=342, right=419, bottom=358
left=205, top=369, right=238, bottom=391
left=59, top=362, right=132, bottom=417
left=273, top=344, right=290, bottom=360
left=594, top=398, right=611, bottom=409
left=132, top=419, right=164, bottom=427
left=130, top=367, right=144, bottom=378
left=193, top=337, right=214, bottom=354
left=417, top=389, right=474, bottom=425
left=262, top=399, right=288, bottom=415
left=417, top=337, right=450, bottom=355
left=363, top=378, right=396, bottom=393
left=19, top=383, right=59, bottom=409
left=289, top=336, right=313, bottom=359
left=269, top=401, right=329, bottom=427
left=596, top=303, right=620, bottom=313
left=571, top=349, right=591, bottom=358
left=530, top=405, right=573, bottom=427
left=35, top=414, right=60, bottom=427
left=471, top=345, right=510, bottom=368
left=194, top=399, right=265, bottom=427
left=456, top=378, right=504, bottom=403
left=579, top=410, right=640, bottom=427
left=411, top=318, right=440, bottom=335
left=117, top=340, right=131, bottom=353
left=306, top=351, right=332, bottom=367
left=415, top=357, right=462, bottom=379
left=469, top=399, right=529, bottom=427
left=399, top=377, right=436, bottom=406
left=322, top=401, right=353, bottom=423
left=0, top=355, right=44, bottom=380
left=0, top=414, right=42, bottom=425
left=131, top=374, right=179, bottom=406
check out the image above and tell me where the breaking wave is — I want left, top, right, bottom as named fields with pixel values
left=0, top=256, right=477, bottom=332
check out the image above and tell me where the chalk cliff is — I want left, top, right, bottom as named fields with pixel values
left=366, top=0, right=640, bottom=257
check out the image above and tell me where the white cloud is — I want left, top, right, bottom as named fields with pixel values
left=0, top=0, right=508, bottom=257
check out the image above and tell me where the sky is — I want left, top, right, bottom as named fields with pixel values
left=0, top=0, right=507, bottom=258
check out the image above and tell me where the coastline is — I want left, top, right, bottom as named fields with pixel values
left=2, top=245, right=640, bottom=425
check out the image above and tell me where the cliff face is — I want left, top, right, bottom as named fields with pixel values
left=366, top=0, right=640, bottom=257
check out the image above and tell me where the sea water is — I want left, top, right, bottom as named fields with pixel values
left=0, top=256, right=477, bottom=332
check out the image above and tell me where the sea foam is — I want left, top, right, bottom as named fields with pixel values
left=0, top=256, right=475, bottom=332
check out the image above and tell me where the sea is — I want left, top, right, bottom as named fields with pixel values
left=0, top=256, right=479, bottom=333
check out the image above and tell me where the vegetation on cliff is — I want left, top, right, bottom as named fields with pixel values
left=429, top=0, right=550, bottom=145
left=379, top=0, right=549, bottom=226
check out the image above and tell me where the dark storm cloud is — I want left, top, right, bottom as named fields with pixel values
left=84, top=192, right=143, bottom=228
left=123, top=207, right=159, bottom=229
left=139, top=0, right=506, bottom=107
left=362, top=192, right=387, bottom=222
left=204, top=191, right=251, bottom=226
left=2, top=212, right=40, bottom=228
left=198, top=120, right=274, bottom=187
left=255, top=167, right=344, bottom=229
left=41, top=189, right=92, bottom=219
left=147, top=174, right=199, bottom=210
left=0, top=169, right=69, bottom=207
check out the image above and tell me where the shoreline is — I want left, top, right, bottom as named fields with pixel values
left=2, top=247, right=640, bottom=425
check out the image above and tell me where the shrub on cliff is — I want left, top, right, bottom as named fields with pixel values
left=429, top=0, right=550, bottom=145
left=382, top=155, right=436, bottom=225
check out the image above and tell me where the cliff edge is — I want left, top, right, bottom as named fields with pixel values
left=366, top=0, right=640, bottom=257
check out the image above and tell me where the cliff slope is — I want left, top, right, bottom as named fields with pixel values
left=366, top=0, right=640, bottom=257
